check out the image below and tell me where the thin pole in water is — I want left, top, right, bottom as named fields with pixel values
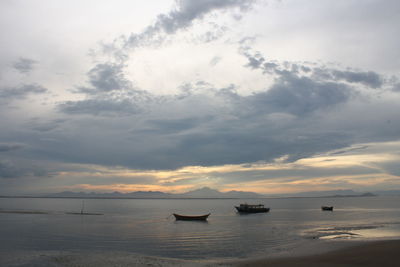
left=80, top=200, right=85, bottom=214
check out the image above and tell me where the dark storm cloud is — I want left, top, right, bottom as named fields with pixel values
left=30, top=124, right=60, bottom=132
left=241, top=47, right=265, bottom=69
left=27, top=119, right=67, bottom=132
left=50, top=50, right=400, bottom=170
left=81, top=63, right=132, bottom=93
left=159, top=128, right=352, bottom=169
left=56, top=0, right=259, bottom=118
left=0, top=143, right=24, bottom=152
left=159, top=1, right=234, bottom=31
left=248, top=71, right=353, bottom=115
left=3, top=0, right=399, bottom=178
left=214, top=165, right=381, bottom=184
left=262, top=62, right=279, bottom=74
left=133, top=0, right=255, bottom=37
left=62, top=173, right=158, bottom=187
left=0, top=84, right=47, bottom=101
left=241, top=47, right=384, bottom=89
left=105, top=0, right=257, bottom=61
left=238, top=38, right=266, bottom=69
left=59, top=97, right=143, bottom=116
left=143, top=117, right=212, bottom=135
left=241, top=47, right=354, bottom=115
left=0, top=161, right=22, bottom=178
left=63, top=62, right=151, bottom=116
left=53, top=75, right=357, bottom=170
left=0, top=159, right=48, bottom=179
left=315, top=69, right=383, bottom=88
left=13, top=57, right=37, bottom=74
left=44, top=34, right=399, bottom=171
left=246, top=52, right=265, bottom=69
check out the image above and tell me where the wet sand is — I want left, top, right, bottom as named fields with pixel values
left=235, top=239, right=400, bottom=267
left=0, top=251, right=218, bottom=267
left=1, top=240, right=399, bottom=266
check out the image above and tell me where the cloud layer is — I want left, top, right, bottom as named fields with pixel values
left=1, top=0, right=400, bottom=194
left=49, top=54, right=400, bottom=172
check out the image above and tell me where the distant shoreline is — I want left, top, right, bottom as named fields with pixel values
left=0, top=194, right=380, bottom=200
left=1, top=196, right=247, bottom=200
left=1, top=187, right=391, bottom=199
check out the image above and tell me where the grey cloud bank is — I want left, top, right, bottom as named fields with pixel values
left=103, top=0, right=257, bottom=61
left=13, top=58, right=37, bottom=74
left=48, top=57, right=399, bottom=171
left=0, top=0, right=400, bottom=193
left=0, top=84, right=47, bottom=102
left=0, top=143, right=24, bottom=152
left=85, top=63, right=132, bottom=93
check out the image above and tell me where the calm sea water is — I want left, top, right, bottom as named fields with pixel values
left=0, top=196, right=400, bottom=259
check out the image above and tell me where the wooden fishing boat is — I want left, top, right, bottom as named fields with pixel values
left=321, top=206, right=333, bottom=211
left=173, top=213, right=210, bottom=221
left=235, top=204, right=270, bottom=213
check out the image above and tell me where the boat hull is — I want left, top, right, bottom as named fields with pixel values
left=173, top=213, right=210, bottom=221
left=321, top=206, right=333, bottom=211
left=235, top=207, right=270, bottom=213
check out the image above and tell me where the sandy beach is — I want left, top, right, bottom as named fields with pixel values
left=0, top=250, right=215, bottom=267
left=234, top=239, right=400, bottom=267
left=1, top=240, right=399, bottom=266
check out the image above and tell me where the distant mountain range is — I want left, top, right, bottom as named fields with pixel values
left=34, top=187, right=394, bottom=199
left=267, top=189, right=377, bottom=198
left=3, top=187, right=399, bottom=199
left=41, top=187, right=264, bottom=199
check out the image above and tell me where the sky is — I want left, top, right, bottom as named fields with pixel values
left=1, top=0, right=400, bottom=195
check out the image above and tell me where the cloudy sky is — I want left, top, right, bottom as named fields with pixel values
left=1, top=0, right=400, bottom=195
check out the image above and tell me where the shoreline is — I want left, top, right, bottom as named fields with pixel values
left=1, top=239, right=400, bottom=266
left=233, top=239, right=400, bottom=267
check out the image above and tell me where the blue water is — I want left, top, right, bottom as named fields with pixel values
left=0, top=196, right=400, bottom=259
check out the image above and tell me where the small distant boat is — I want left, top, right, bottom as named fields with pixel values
left=321, top=206, right=333, bottom=211
left=173, top=213, right=210, bottom=221
left=235, top=204, right=270, bottom=213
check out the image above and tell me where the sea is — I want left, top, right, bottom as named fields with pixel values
left=0, top=196, right=400, bottom=260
